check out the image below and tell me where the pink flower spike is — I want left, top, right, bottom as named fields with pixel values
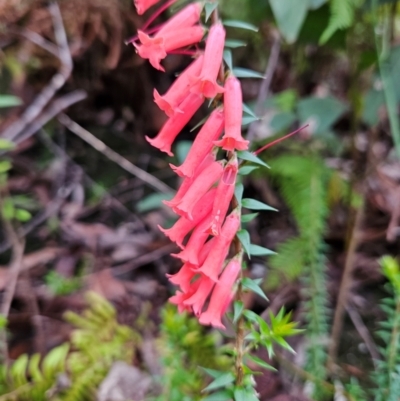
left=183, top=274, right=215, bottom=316
left=135, top=26, right=205, bottom=71
left=206, top=155, right=238, bottom=236
left=199, top=253, right=242, bottom=329
left=171, top=108, right=225, bottom=178
left=146, top=93, right=204, bottom=155
left=214, top=75, right=249, bottom=151
left=167, top=261, right=197, bottom=292
left=197, top=208, right=241, bottom=282
left=156, top=3, right=203, bottom=36
left=169, top=279, right=200, bottom=313
left=164, top=149, right=216, bottom=209
left=158, top=188, right=216, bottom=248
left=134, top=0, right=161, bottom=15
left=174, top=161, right=224, bottom=220
left=190, top=22, right=225, bottom=98
left=154, top=55, right=204, bottom=116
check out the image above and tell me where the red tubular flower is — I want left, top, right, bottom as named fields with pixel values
left=173, top=161, right=224, bottom=220
left=156, top=3, right=203, bottom=36
left=199, top=253, right=241, bottom=329
left=171, top=216, right=212, bottom=265
left=135, top=26, right=204, bottom=71
left=134, top=0, right=161, bottom=15
left=196, top=208, right=241, bottom=282
left=183, top=274, right=215, bottom=316
left=206, top=155, right=238, bottom=236
left=146, top=93, right=204, bottom=156
left=214, top=74, right=249, bottom=151
left=190, top=22, right=225, bottom=98
left=169, top=281, right=200, bottom=313
left=164, top=150, right=216, bottom=209
left=168, top=238, right=215, bottom=290
left=167, top=261, right=197, bottom=292
left=154, top=55, right=204, bottom=116
left=158, top=188, right=216, bottom=248
left=170, top=108, right=224, bottom=177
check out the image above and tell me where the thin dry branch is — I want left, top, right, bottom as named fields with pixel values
left=58, top=114, right=174, bottom=194
left=247, top=34, right=281, bottom=143
left=1, top=2, right=72, bottom=142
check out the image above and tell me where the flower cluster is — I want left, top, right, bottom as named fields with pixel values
left=133, top=1, right=249, bottom=329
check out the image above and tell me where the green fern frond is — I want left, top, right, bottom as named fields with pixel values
left=320, top=0, right=358, bottom=44
left=372, top=257, right=400, bottom=401
left=268, top=154, right=332, bottom=399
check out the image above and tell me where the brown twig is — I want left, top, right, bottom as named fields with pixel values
left=1, top=2, right=72, bottom=142
left=58, top=114, right=173, bottom=194
left=247, top=34, right=281, bottom=143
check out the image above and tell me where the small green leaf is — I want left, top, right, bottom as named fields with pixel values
left=0, top=95, right=22, bottom=108
left=238, top=165, right=259, bottom=176
left=241, top=213, right=258, bottom=223
left=233, top=301, right=244, bottom=324
left=202, top=372, right=235, bottom=392
left=249, top=244, right=276, bottom=256
left=242, top=277, right=268, bottom=301
left=223, top=20, right=258, bottom=32
left=225, top=39, right=247, bottom=48
left=246, top=354, right=276, bottom=371
left=14, top=209, right=32, bottom=222
left=236, top=229, right=251, bottom=257
left=234, top=183, right=244, bottom=204
left=200, top=367, right=227, bottom=379
left=190, top=114, right=208, bottom=132
left=234, top=387, right=259, bottom=401
left=2, top=198, right=14, bottom=220
left=136, top=192, right=174, bottom=212
left=242, top=115, right=259, bottom=126
left=232, top=67, right=265, bottom=79
left=0, top=139, right=16, bottom=151
left=237, top=150, right=270, bottom=168
left=242, top=103, right=257, bottom=117
left=223, top=49, right=233, bottom=71
left=242, top=198, right=278, bottom=211
left=175, top=140, right=192, bottom=164
left=0, top=160, right=12, bottom=174
left=202, top=390, right=233, bottom=401
left=204, top=2, right=218, bottom=22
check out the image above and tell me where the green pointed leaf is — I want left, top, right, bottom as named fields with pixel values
left=136, top=192, right=174, bottom=212
left=0, top=95, right=22, bottom=108
left=234, top=388, right=259, bottom=401
left=236, top=229, right=251, bottom=257
left=242, top=116, right=260, bottom=126
left=190, top=114, right=208, bottom=132
left=237, top=150, right=270, bottom=168
left=234, top=182, right=244, bottom=204
left=202, top=372, right=235, bottom=392
left=242, top=277, right=268, bottom=301
left=246, top=354, right=276, bottom=371
left=249, top=244, right=276, bottom=257
left=202, top=390, right=233, bottom=401
left=232, top=67, right=265, bottom=79
left=225, top=39, right=247, bottom=48
left=223, top=20, right=258, bottom=32
left=0, top=139, right=16, bottom=151
left=223, top=49, right=233, bottom=71
left=241, top=213, right=258, bottom=223
left=242, top=198, right=278, bottom=211
left=233, top=300, right=244, bottom=324
left=200, top=367, right=227, bottom=379
left=269, top=0, right=309, bottom=43
left=204, top=2, right=218, bottom=22
left=239, top=165, right=259, bottom=176
left=243, top=103, right=257, bottom=117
